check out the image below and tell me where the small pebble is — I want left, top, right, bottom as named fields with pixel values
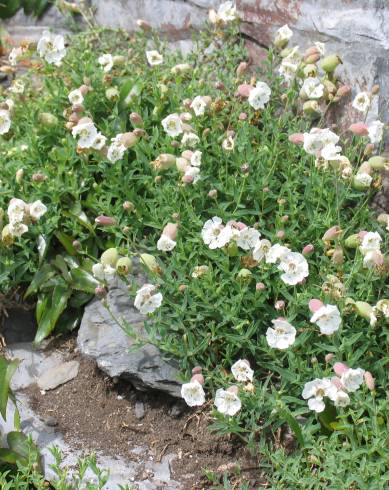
left=135, top=401, right=145, bottom=419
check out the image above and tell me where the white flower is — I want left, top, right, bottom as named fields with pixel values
left=363, top=249, right=384, bottom=269
left=107, top=142, right=126, bottom=163
left=9, top=47, right=23, bottom=66
left=332, top=390, right=350, bottom=407
left=29, top=200, right=47, bottom=220
left=190, top=96, right=207, bottom=116
left=7, top=198, right=26, bottom=224
left=92, top=263, right=116, bottom=282
left=98, top=54, right=114, bottom=72
left=4, top=99, right=14, bottom=112
left=367, top=120, right=384, bottom=144
left=265, top=243, right=290, bottom=264
left=72, top=121, right=98, bottom=149
left=310, top=304, right=341, bottom=335
left=214, top=388, right=241, bottom=416
left=157, top=234, right=176, bottom=252
left=181, top=380, right=206, bottom=407
left=231, top=360, right=254, bottom=382
left=68, top=89, right=84, bottom=105
left=354, top=172, right=372, bottom=188
left=37, top=31, right=66, bottom=65
left=190, top=150, right=202, bottom=167
left=252, top=239, right=272, bottom=262
left=134, top=284, right=163, bottom=314
left=92, top=133, right=107, bottom=150
left=162, top=114, right=183, bottom=137
left=217, top=1, right=237, bottom=22
left=222, top=136, right=234, bottom=151
left=266, top=318, right=296, bottom=349
left=278, top=46, right=301, bottom=83
left=302, top=378, right=337, bottom=413
left=352, top=91, right=370, bottom=112
left=184, top=166, right=201, bottom=184
left=182, top=132, right=200, bottom=147
left=192, top=265, right=209, bottom=278
left=248, top=82, right=271, bottom=110
left=360, top=231, right=382, bottom=255
left=340, top=368, right=365, bottom=392
left=321, top=143, right=342, bottom=161
left=236, top=227, right=261, bottom=250
left=8, top=80, right=25, bottom=94
left=146, top=50, right=163, bottom=66
left=201, top=217, right=232, bottom=249
left=0, top=109, right=11, bottom=135
left=278, top=251, right=309, bottom=285
left=9, top=222, right=29, bottom=238
left=300, top=77, right=324, bottom=100
left=303, top=128, right=339, bottom=156
left=274, top=24, right=293, bottom=46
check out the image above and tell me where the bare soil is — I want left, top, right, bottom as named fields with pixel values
left=24, top=336, right=266, bottom=490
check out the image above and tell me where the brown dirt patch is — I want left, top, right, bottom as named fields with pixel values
left=24, top=336, right=266, bottom=489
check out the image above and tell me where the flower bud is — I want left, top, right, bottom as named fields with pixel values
left=227, top=385, right=239, bottom=395
left=322, top=225, right=342, bottom=242
left=120, top=131, right=138, bottom=148
left=79, top=84, right=90, bottom=96
left=39, top=112, right=58, bottom=127
left=100, top=248, right=119, bottom=267
left=344, top=233, right=361, bottom=249
left=191, top=373, right=204, bottom=385
left=275, top=300, right=285, bottom=310
left=15, top=168, right=24, bottom=184
left=305, top=53, right=320, bottom=64
left=140, top=253, right=161, bottom=274
left=349, top=122, right=368, bottom=136
left=331, top=376, right=344, bottom=390
left=241, top=163, right=250, bottom=174
left=236, top=61, right=248, bottom=77
left=256, top=282, right=266, bottom=291
left=364, top=371, right=375, bottom=391
left=320, top=54, right=342, bottom=73
left=355, top=301, right=374, bottom=321
left=69, top=112, right=80, bottom=124
left=364, top=143, right=374, bottom=156
left=178, top=284, right=187, bottom=293
left=236, top=84, right=253, bottom=98
left=152, top=154, right=176, bottom=171
left=72, top=240, right=81, bottom=250
left=182, top=174, right=194, bottom=184
left=171, top=63, right=191, bottom=76
left=95, top=215, right=117, bottom=226
left=332, top=247, right=344, bottom=265
left=123, top=201, right=135, bottom=212
left=237, top=268, right=252, bottom=282
left=377, top=213, right=389, bottom=226
left=302, top=244, right=314, bottom=256
left=333, top=362, right=349, bottom=376
left=208, top=189, right=218, bottom=199
left=304, top=46, right=319, bottom=57
left=192, top=366, right=202, bottom=375
left=368, top=155, right=387, bottom=170
left=353, top=172, right=372, bottom=190
left=239, top=112, right=248, bottom=120
left=1, top=225, right=14, bottom=246
left=371, top=84, right=380, bottom=95
left=309, top=299, right=324, bottom=313
left=276, top=230, right=285, bottom=239
left=162, top=222, right=178, bottom=240
left=32, top=172, right=47, bottom=182
left=302, top=63, right=318, bottom=78
left=116, top=257, right=132, bottom=275
left=325, top=353, right=334, bottom=363
left=113, top=55, right=126, bottom=66
left=105, top=86, right=119, bottom=101
left=136, top=19, right=152, bottom=31
left=130, top=112, right=143, bottom=127
left=336, top=85, right=351, bottom=98
left=288, top=132, right=304, bottom=145
left=303, top=100, right=321, bottom=119
left=95, top=286, right=107, bottom=298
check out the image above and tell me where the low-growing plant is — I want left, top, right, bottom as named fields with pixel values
left=1, top=1, right=388, bottom=487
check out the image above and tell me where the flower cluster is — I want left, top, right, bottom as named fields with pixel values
left=1, top=198, right=47, bottom=244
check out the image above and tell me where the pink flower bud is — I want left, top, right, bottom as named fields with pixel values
left=214, top=81, right=225, bottom=90
left=322, top=225, right=342, bottom=242
left=281, top=215, right=289, bottom=223
left=227, top=220, right=247, bottom=231
left=227, top=385, right=239, bottom=395
left=358, top=230, right=368, bottom=239
left=236, top=61, right=248, bottom=77
left=288, top=132, right=305, bottom=145
left=364, top=371, right=375, bottom=391
left=325, top=353, right=334, bottom=363
left=256, top=282, right=266, bottom=291
left=79, top=84, right=90, bottom=96
left=32, top=173, right=47, bottom=182
left=123, top=201, right=135, bottom=212
left=349, top=122, right=369, bottom=136
left=191, top=373, right=205, bottom=385
left=239, top=112, right=248, bottom=120
left=302, top=244, right=314, bottom=256
left=275, top=300, right=285, bottom=310
left=236, top=84, right=253, bottom=98
left=309, top=299, right=324, bottom=313
left=331, top=376, right=345, bottom=390
left=162, top=222, right=178, bottom=240
left=181, top=150, right=193, bottom=160
left=72, top=240, right=81, bottom=250
left=364, top=143, right=374, bottom=156
left=336, top=85, right=351, bottom=98
left=72, top=104, right=85, bottom=113
left=130, top=112, right=143, bottom=127
left=95, top=215, right=117, bottom=226
left=192, top=366, right=202, bottom=375
left=182, top=174, right=194, bottom=184
left=208, top=189, right=218, bottom=198
left=276, top=230, right=285, bottom=239
left=333, top=362, right=349, bottom=376
left=133, top=128, right=146, bottom=138
left=136, top=19, right=152, bottom=31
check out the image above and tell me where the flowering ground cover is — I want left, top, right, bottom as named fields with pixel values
left=1, top=1, right=389, bottom=488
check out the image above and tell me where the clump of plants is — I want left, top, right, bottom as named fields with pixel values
left=1, top=1, right=388, bottom=487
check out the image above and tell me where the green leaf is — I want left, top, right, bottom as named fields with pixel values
left=24, top=264, right=56, bottom=299
left=34, top=286, right=71, bottom=344
left=0, top=357, right=19, bottom=420
left=69, top=268, right=99, bottom=293
left=0, top=0, right=21, bottom=18
left=278, top=407, right=305, bottom=447
left=55, top=231, right=78, bottom=256
left=36, top=293, right=49, bottom=324
left=0, top=448, right=26, bottom=466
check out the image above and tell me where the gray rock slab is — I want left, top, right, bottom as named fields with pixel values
left=37, top=360, right=79, bottom=390
left=77, top=266, right=182, bottom=398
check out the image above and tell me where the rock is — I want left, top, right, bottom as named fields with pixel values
left=135, top=401, right=145, bottom=420
left=37, top=360, right=79, bottom=390
left=77, top=263, right=182, bottom=398
left=169, top=401, right=186, bottom=419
